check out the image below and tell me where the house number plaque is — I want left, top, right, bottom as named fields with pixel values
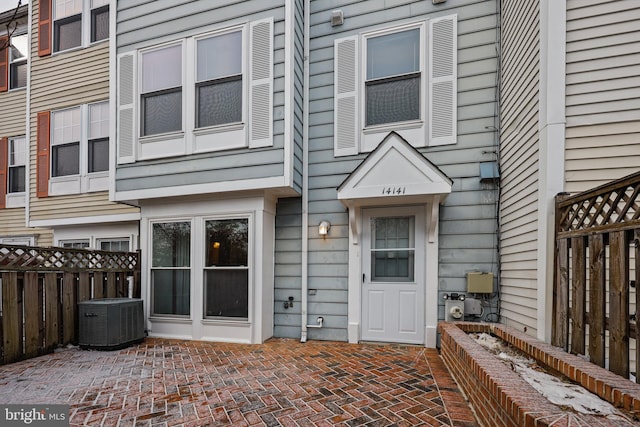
left=381, top=186, right=406, bottom=195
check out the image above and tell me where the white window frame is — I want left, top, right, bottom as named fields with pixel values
left=7, top=136, right=26, bottom=208
left=0, top=236, right=35, bottom=246
left=59, top=239, right=90, bottom=249
left=133, top=24, right=251, bottom=161
left=8, top=33, right=27, bottom=90
left=96, top=237, right=131, bottom=252
left=50, top=101, right=109, bottom=196
left=53, top=0, right=109, bottom=54
left=360, top=21, right=426, bottom=152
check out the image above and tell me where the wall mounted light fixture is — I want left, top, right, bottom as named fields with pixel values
left=318, top=220, right=331, bottom=237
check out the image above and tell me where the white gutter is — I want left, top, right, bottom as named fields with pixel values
left=300, top=0, right=311, bottom=343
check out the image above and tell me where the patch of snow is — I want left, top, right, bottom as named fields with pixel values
left=472, top=333, right=623, bottom=417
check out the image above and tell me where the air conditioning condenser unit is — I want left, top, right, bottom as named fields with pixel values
left=78, top=298, right=145, bottom=350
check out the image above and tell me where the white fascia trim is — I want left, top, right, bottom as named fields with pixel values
left=108, top=0, right=117, bottom=201
left=113, top=176, right=289, bottom=202
left=30, top=212, right=141, bottom=228
left=537, top=0, right=566, bottom=342
left=24, top=1, right=33, bottom=229
left=283, top=0, right=294, bottom=188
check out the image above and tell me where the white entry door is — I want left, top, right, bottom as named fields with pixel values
left=362, top=206, right=425, bottom=344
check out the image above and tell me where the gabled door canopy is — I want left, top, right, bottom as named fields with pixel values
left=337, top=132, right=453, bottom=243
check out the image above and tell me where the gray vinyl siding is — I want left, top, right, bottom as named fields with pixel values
left=498, top=0, right=540, bottom=334
left=298, top=0, right=500, bottom=341
left=114, top=0, right=289, bottom=193
left=564, top=0, right=640, bottom=193
left=292, top=0, right=305, bottom=194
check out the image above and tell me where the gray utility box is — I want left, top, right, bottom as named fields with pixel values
left=78, top=298, right=145, bottom=350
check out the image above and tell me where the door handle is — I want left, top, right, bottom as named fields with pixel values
left=362, top=273, right=365, bottom=283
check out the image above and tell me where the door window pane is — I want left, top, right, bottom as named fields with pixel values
left=371, top=216, right=415, bottom=282
left=204, top=219, right=249, bottom=319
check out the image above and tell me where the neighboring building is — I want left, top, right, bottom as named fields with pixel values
left=112, top=0, right=303, bottom=343
left=0, top=5, right=52, bottom=246
left=112, top=0, right=500, bottom=347
left=28, top=0, right=139, bottom=251
left=499, top=0, right=640, bottom=341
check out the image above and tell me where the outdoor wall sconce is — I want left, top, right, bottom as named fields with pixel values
left=318, top=220, right=331, bottom=237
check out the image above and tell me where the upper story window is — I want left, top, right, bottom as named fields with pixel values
left=36, top=101, right=110, bottom=197
left=8, top=136, right=26, bottom=193
left=333, top=15, right=457, bottom=157
left=141, top=44, right=183, bottom=137
left=116, top=19, right=273, bottom=164
left=51, top=106, right=81, bottom=177
left=196, top=30, right=243, bottom=128
left=52, top=0, right=109, bottom=53
left=365, top=28, right=420, bottom=127
left=9, top=34, right=27, bottom=89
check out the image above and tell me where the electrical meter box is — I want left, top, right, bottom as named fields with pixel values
left=466, top=272, right=494, bottom=293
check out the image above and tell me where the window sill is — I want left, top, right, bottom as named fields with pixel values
left=194, top=122, right=244, bottom=136
left=139, top=131, right=185, bottom=144
left=5, top=193, right=25, bottom=208
left=201, top=318, right=250, bottom=326
left=149, top=315, right=192, bottom=323
left=8, top=86, right=26, bottom=92
left=363, top=119, right=424, bottom=135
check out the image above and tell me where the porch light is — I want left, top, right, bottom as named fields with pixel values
left=318, top=220, right=331, bottom=237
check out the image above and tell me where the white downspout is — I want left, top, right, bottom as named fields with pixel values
left=300, top=0, right=311, bottom=343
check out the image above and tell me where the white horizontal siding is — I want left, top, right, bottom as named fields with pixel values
left=565, top=0, right=640, bottom=193
left=498, top=0, right=540, bottom=336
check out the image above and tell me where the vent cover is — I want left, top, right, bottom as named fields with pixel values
left=79, top=298, right=145, bottom=350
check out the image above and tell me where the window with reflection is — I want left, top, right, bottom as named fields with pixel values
left=204, top=218, right=249, bottom=319
left=151, top=222, right=191, bottom=316
left=370, top=216, right=415, bottom=282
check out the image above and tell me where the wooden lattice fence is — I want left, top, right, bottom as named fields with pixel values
left=0, top=245, right=141, bottom=365
left=553, top=170, right=640, bottom=380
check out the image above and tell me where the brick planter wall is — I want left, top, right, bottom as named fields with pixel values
left=439, top=322, right=640, bottom=426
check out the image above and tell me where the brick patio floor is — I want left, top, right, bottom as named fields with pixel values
left=0, top=338, right=478, bottom=426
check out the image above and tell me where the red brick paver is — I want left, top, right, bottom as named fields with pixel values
left=0, top=338, right=477, bottom=426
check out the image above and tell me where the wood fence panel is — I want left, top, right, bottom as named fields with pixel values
left=62, top=272, right=77, bottom=344
left=94, top=272, right=104, bottom=299
left=589, top=234, right=606, bottom=367
left=553, top=239, right=569, bottom=350
left=117, top=272, right=127, bottom=297
left=133, top=269, right=141, bottom=298
left=571, top=237, right=586, bottom=355
left=2, top=272, right=21, bottom=363
left=23, top=272, right=42, bottom=359
left=44, top=273, right=59, bottom=350
left=78, top=272, right=91, bottom=302
left=106, top=272, right=116, bottom=298
left=609, top=230, right=629, bottom=378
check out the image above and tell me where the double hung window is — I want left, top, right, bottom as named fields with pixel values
left=8, top=137, right=26, bottom=193
left=52, top=0, right=109, bottom=53
left=88, top=102, right=109, bottom=172
left=9, top=34, right=27, bottom=89
left=151, top=222, right=191, bottom=316
left=51, top=107, right=81, bottom=177
left=196, top=31, right=243, bottom=128
left=141, top=44, right=183, bottom=137
left=204, top=219, right=249, bottom=319
left=365, top=29, right=421, bottom=127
